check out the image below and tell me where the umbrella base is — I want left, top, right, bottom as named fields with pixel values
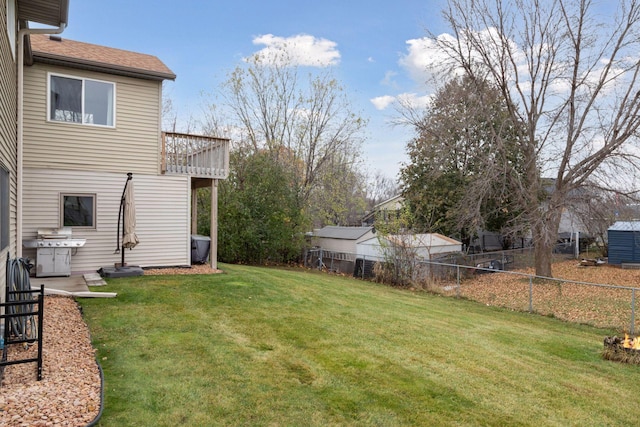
left=98, top=265, right=144, bottom=278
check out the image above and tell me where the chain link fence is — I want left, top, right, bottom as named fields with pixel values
left=303, top=246, right=638, bottom=332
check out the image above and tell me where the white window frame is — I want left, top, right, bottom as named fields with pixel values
left=60, top=193, right=97, bottom=230
left=47, top=72, right=116, bottom=128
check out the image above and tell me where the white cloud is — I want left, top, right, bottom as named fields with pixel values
left=370, top=92, right=433, bottom=111
left=381, top=70, right=398, bottom=88
left=370, top=95, right=396, bottom=110
left=396, top=92, right=433, bottom=109
left=249, top=34, right=340, bottom=67
left=399, top=34, right=461, bottom=88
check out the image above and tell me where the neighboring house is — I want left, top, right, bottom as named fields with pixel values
left=356, top=233, right=462, bottom=262
left=542, top=178, right=589, bottom=236
left=607, top=221, right=640, bottom=265
left=313, top=226, right=375, bottom=254
left=1, top=1, right=70, bottom=298
left=557, top=206, right=588, bottom=236
left=362, top=195, right=403, bottom=226
left=20, top=34, right=229, bottom=275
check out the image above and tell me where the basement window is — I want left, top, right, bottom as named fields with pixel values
left=61, top=194, right=96, bottom=229
left=48, top=73, right=115, bottom=127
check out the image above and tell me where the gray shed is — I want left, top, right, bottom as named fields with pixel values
left=607, top=221, right=640, bottom=265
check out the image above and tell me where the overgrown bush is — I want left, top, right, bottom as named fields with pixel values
left=216, top=150, right=307, bottom=264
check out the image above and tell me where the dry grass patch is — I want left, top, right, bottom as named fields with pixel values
left=452, top=260, right=640, bottom=330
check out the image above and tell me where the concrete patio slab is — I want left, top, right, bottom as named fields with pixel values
left=28, top=275, right=117, bottom=298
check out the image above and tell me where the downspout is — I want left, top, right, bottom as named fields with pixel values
left=16, top=23, right=66, bottom=257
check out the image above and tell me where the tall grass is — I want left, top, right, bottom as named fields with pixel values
left=79, top=264, right=640, bottom=426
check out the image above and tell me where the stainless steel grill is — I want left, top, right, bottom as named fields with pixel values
left=23, top=227, right=87, bottom=277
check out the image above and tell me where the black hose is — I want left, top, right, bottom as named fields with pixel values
left=5, top=256, right=36, bottom=341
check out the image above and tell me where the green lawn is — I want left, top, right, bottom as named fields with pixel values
left=78, top=264, right=640, bottom=426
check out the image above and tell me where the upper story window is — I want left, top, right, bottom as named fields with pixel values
left=48, top=73, right=115, bottom=127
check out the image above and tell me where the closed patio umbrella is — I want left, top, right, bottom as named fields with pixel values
left=122, top=174, right=139, bottom=250
left=100, top=172, right=144, bottom=276
left=115, top=173, right=139, bottom=267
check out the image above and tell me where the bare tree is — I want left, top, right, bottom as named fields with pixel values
left=366, top=170, right=399, bottom=206
left=433, top=0, right=640, bottom=276
left=220, top=51, right=367, bottom=219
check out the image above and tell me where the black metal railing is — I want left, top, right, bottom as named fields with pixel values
left=0, top=284, right=45, bottom=383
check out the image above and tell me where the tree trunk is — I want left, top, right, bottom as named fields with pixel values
left=534, top=236, right=554, bottom=278
left=531, top=200, right=563, bottom=278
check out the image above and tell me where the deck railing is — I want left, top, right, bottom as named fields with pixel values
left=161, top=131, right=230, bottom=179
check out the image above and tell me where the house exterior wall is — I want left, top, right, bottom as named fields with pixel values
left=23, top=168, right=190, bottom=272
left=355, top=238, right=384, bottom=261
left=22, top=63, right=161, bottom=175
left=0, top=3, right=18, bottom=299
left=356, top=236, right=462, bottom=262
left=315, top=230, right=376, bottom=254
left=315, top=237, right=358, bottom=254
left=558, top=206, right=587, bottom=235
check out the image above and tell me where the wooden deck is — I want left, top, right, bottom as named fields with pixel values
left=161, top=131, right=230, bottom=179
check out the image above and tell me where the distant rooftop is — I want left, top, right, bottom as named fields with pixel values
left=29, top=34, right=176, bottom=81
left=314, top=226, right=374, bottom=240
left=609, top=221, right=640, bottom=232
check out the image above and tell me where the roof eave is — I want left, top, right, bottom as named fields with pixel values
left=17, top=0, right=69, bottom=27
left=32, top=52, right=177, bottom=81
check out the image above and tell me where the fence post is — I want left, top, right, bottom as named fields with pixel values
left=631, top=288, right=636, bottom=336
left=36, top=284, right=44, bottom=380
left=319, top=249, right=323, bottom=270
left=529, top=275, right=533, bottom=313
left=456, top=264, right=460, bottom=299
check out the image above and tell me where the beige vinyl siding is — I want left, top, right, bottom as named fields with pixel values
left=0, top=3, right=17, bottom=299
left=315, top=231, right=376, bottom=255
left=22, top=63, right=161, bottom=175
left=316, top=238, right=358, bottom=254
left=23, top=168, right=190, bottom=273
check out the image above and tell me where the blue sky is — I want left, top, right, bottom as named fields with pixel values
left=60, top=0, right=449, bottom=180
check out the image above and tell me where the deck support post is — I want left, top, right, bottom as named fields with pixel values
left=210, top=179, right=218, bottom=270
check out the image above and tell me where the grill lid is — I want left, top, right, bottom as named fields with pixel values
left=37, top=227, right=73, bottom=239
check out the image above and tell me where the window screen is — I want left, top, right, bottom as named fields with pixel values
left=49, top=74, right=115, bottom=126
left=50, top=75, right=82, bottom=123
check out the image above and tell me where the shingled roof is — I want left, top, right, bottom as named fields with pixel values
left=314, top=226, right=374, bottom=240
left=29, top=34, right=176, bottom=81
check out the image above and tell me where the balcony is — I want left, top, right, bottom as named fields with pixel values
left=161, top=132, right=230, bottom=179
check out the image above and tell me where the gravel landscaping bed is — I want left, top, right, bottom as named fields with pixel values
left=144, top=264, right=222, bottom=275
left=0, top=296, right=100, bottom=426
